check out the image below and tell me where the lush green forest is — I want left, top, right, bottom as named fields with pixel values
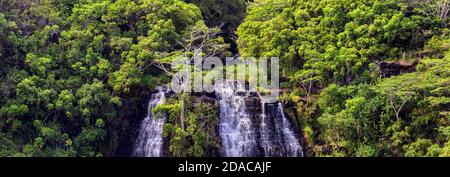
left=0, top=0, right=449, bottom=157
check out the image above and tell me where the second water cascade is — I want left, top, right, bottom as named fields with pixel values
left=216, top=82, right=303, bottom=157
left=133, top=87, right=167, bottom=157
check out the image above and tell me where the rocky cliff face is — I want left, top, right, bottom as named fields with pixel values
left=115, top=86, right=152, bottom=157
left=380, top=61, right=418, bottom=77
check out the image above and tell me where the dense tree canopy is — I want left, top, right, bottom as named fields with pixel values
left=0, top=0, right=223, bottom=156
left=1, top=0, right=449, bottom=157
left=238, top=0, right=444, bottom=85
left=237, top=0, right=450, bottom=156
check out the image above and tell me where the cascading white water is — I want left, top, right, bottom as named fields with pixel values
left=216, top=81, right=257, bottom=157
left=259, top=100, right=273, bottom=156
left=133, top=87, right=166, bottom=157
left=132, top=84, right=302, bottom=157
left=276, top=102, right=303, bottom=157
left=259, top=100, right=303, bottom=157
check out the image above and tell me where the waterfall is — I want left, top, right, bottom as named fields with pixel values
left=276, top=102, right=303, bottom=157
left=216, top=81, right=257, bottom=157
left=133, top=87, right=167, bottom=157
left=259, top=100, right=273, bottom=156
left=259, top=100, right=303, bottom=157
left=216, top=81, right=302, bottom=157
left=132, top=83, right=302, bottom=157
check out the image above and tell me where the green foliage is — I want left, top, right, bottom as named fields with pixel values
left=1, top=0, right=450, bottom=157
left=0, top=0, right=217, bottom=156
left=237, top=0, right=444, bottom=85
left=236, top=0, right=450, bottom=157
left=0, top=12, right=21, bottom=76
left=310, top=56, right=450, bottom=156
left=157, top=96, right=220, bottom=157
left=189, top=0, right=247, bottom=53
